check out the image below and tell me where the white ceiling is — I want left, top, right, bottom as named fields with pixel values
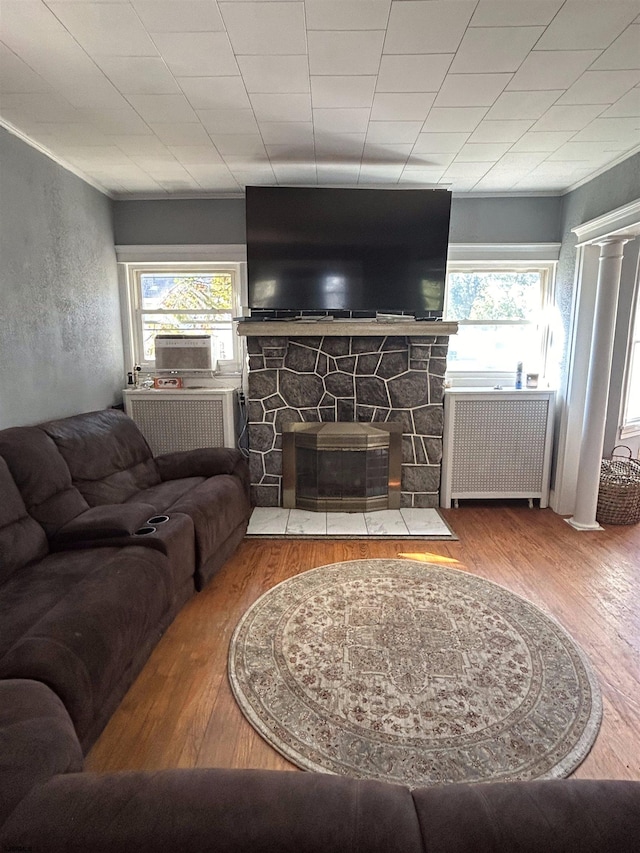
left=1, top=0, right=639, bottom=198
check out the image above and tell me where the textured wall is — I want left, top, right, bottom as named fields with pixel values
left=0, top=128, right=123, bottom=429
left=449, top=195, right=562, bottom=244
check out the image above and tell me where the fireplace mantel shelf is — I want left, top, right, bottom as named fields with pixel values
left=237, top=320, right=457, bottom=337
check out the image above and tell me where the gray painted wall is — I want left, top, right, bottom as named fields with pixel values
left=0, top=127, right=123, bottom=430
left=113, top=193, right=563, bottom=246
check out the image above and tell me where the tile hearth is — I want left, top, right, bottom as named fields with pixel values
left=246, top=507, right=456, bottom=540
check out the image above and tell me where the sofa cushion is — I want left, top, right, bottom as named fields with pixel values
left=0, top=458, right=49, bottom=584
left=42, top=409, right=161, bottom=505
left=0, top=546, right=174, bottom=745
left=0, top=679, right=83, bottom=828
left=0, top=426, right=89, bottom=535
left=124, top=477, right=206, bottom=513
left=0, top=546, right=128, bottom=659
left=167, top=474, right=251, bottom=586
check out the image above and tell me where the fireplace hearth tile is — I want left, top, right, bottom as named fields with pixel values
left=364, top=510, right=409, bottom=536
left=287, top=509, right=327, bottom=536
left=400, top=508, right=451, bottom=536
left=326, top=512, right=368, bottom=536
left=247, top=507, right=289, bottom=535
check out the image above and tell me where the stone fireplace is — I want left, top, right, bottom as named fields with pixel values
left=238, top=320, right=457, bottom=509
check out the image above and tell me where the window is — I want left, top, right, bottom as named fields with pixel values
left=444, top=263, right=555, bottom=382
left=621, top=279, right=640, bottom=437
left=122, top=263, right=243, bottom=373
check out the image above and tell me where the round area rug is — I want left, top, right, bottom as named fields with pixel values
left=228, top=560, right=601, bottom=787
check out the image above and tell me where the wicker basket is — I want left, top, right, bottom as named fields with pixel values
left=596, top=445, right=640, bottom=525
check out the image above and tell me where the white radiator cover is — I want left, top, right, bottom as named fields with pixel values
left=123, top=389, right=236, bottom=455
left=440, top=389, right=556, bottom=509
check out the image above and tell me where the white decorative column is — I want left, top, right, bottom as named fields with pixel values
left=567, top=237, right=629, bottom=531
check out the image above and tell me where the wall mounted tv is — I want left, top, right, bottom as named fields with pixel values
left=245, top=186, right=451, bottom=319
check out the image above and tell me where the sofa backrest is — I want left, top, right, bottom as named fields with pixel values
left=0, top=427, right=89, bottom=538
left=0, top=458, right=49, bottom=584
left=42, top=409, right=161, bottom=506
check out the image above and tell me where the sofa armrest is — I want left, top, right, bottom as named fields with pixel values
left=155, top=447, right=247, bottom=481
left=51, top=503, right=157, bottom=545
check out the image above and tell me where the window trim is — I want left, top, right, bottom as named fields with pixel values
left=120, top=260, right=245, bottom=376
left=443, top=258, right=558, bottom=385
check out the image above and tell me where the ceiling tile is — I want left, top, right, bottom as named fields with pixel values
left=237, top=56, right=310, bottom=94
left=197, top=109, right=259, bottom=135
left=592, top=25, right=640, bottom=70
left=219, top=2, right=307, bottom=55
left=434, top=73, right=512, bottom=107
left=230, top=164, right=277, bottom=187
left=132, top=1, right=225, bottom=32
left=47, top=2, right=158, bottom=56
left=150, top=123, right=213, bottom=145
left=308, top=31, right=385, bottom=75
left=601, top=87, right=640, bottom=117
left=558, top=70, right=640, bottom=105
left=61, top=145, right=134, bottom=165
left=272, top=163, right=318, bottom=184
left=151, top=32, right=238, bottom=76
left=468, top=120, right=533, bottom=142
left=547, top=141, right=630, bottom=160
left=363, top=143, right=414, bottom=163
left=455, top=142, right=512, bottom=162
left=166, top=145, right=224, bottom=165
left=422, top=107, right=488, bottom=133
left=376, top=54, right=453, bottom=93
left=443, top=161, right=492, bottom=179
left=535, top=1, right=640, bottom=50
left=178, top=77, right=251, bottom=111
left=311, top=76, right=376, bottom=109
left=313, top=108, right=371, bottom=133
left=470, top=1, right=563, bottom=27
left=0, top=45, right=52, bottom=93
left=450, top=27, right=545, bottom=74
left=258, top=122, right=314, bottom=145
left=209, top=134, right=267, bottom=161
left=491, top=151, right=549, bottom=170
left=507, top=50, right=602, bottom=91
left=399, top=169, right=444, bottom=185
left=266, top=142, right=316, bottom=163
left=305, top=1, right=391, bottom=30
left=531, top=104, right=606, bottom=131
left=55, top=76, right=130, bottom=111
left=125, top=93, right=199, bottom=123
left=317, top=164, right=361, bottom=183
left=412, top=132, right=470, bottom=153
left=112, top=135, right=175, bottom=159
left=314, top=133, right=366, bottom=159
left=405, top=151, right=456, bottom=169
left=370, top=93, right=435, bottom=121
left=84, top=108, right=152, bottom=135
left=384, top=1, right=476, bottom=54
left=95, top=57, right=180, bottom=94
left=509, top=131, right=576, bottom=152
left=184, top=163, right=239, bottom=188
left=0, top=92, right=81, bottom=122
left=571, top=116, right=640, bottom=141
left=366, top=122, right=423, bottom=144
left=250, top=93, right=312, bottom=122
left=32, top=122, right=108, bottom=146
left=486, top=90, right=564, bottom=120
left=358, top=163, right=404, bottom=183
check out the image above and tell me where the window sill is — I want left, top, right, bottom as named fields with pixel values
left=619, top=423, right=640, bottom=439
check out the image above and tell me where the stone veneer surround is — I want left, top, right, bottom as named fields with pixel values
left=244, top=330, right=451, bottom=509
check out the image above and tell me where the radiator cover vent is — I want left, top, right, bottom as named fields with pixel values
left=123, top=389, right=236, bottom=455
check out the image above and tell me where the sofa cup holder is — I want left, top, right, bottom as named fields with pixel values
left=134, top=525, right=157, bottom=536
left=147, top=515, right=170, bottom=525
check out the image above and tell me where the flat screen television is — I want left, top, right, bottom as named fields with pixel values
left=245, top=186, right=451, bottom=319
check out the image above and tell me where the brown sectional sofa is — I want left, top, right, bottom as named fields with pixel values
left=1, top=409, right=639, bottom=850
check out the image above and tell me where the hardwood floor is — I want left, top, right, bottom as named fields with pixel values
left=86, top=505, right=640, bottom=781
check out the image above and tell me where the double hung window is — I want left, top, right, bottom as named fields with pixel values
left=122, top=263, right=242, bottom=373
left=444, top=262, right=555, bottom=383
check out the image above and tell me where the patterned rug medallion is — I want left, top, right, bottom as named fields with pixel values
left=228, top=559, right=602, bottom=787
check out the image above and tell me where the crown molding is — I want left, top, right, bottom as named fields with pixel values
left=572, top=199, right=640, bottom=245
left=0, top=118, right=114, bottom=199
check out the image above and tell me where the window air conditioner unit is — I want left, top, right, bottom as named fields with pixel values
left=154, top=335, right=215, bottom=371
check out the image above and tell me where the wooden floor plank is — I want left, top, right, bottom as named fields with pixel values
left=86, top=506, right=640, bottom=781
